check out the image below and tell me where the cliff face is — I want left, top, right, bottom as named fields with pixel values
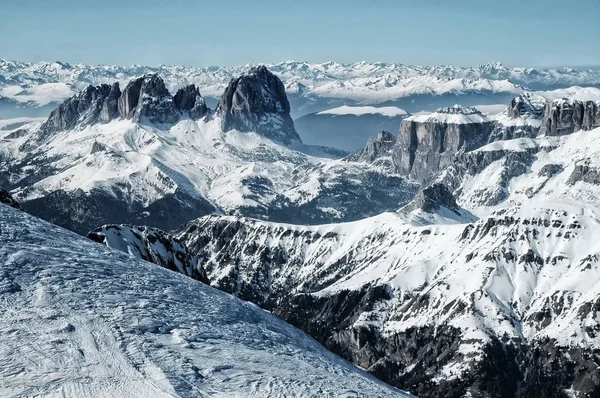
left=393, top=106, right=494, bottom=183
left=216, top=65, right=301, bottom=145
left=539, top=98, right=600, bottom=136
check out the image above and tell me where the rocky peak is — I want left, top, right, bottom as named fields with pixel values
left=488, top=94, right=547, bottom=143
left=539, top=98, right=600, bottom=136
left=40, top=83, right=114, bottom=135
left=216, top=65, right=301, bottom=145
left=344, top=130, right=396, bottom=166
left=506, top=93, right=547, bottom=119
left=118, top=74, right=180, bottom=125
left=39, top=74, right=211, bottom=137
left=404, top=183, right=461, bottom=215
left=173, top=84, right=209, bottom=119
left=0, top=189, right=23, bottom=211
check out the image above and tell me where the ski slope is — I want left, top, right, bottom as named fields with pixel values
left=0, top=204, right=411, bottom=398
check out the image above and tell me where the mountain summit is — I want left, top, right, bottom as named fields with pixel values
left=216, top=65, right=301, bottom=145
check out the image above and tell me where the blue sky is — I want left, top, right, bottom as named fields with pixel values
left=2, top=0, right=599, bottom=67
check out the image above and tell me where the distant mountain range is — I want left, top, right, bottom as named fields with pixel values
left=2, top=59, right=600, bottom=118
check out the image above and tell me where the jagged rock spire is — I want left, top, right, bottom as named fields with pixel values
left=39, top=74, right=210, bottom=136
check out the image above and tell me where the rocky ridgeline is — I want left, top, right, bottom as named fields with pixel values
left=540, top=98, right=600, bottom=136
left=344, top=130, right=396, bottom=170
left=347, top=95, right=600, bottom=188
left=216, top=65, right=301, bottom=145
left=88, top=224, right=209, bottom=284
left=40, top=75, right=209, bottom=136
left=160, top=203, right=600, bottom=397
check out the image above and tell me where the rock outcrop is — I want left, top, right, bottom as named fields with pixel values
left=173, top=84, right=209, bottom=119
left=39, top=74, right=210, bottom=136
left=216, top=65, right=301, bottom=145
left=40, top=84, right=114, bottom=135
left=0, top=189, right=23, bottom=210
left=117, top=74, right=180, bottom=125
left=344, top=130, right=396, bottom=169
left=393, top=105, right=494, bottom=183
left=403, top=183, right=461, bottom=215
left=87, top=224, right=209, bottom=284
left=488, top=93, right=546, bottom=142
left=539, top=98, right=600, bottom=136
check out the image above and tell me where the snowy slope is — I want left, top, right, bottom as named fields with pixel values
left=442, top=127, right=600, bottom=216
left=0, top=204, right=411, bottom=398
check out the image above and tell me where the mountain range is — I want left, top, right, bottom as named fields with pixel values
left=2, top=59, right=600, bottom=119
left=2, top=60, right=600, bottom=397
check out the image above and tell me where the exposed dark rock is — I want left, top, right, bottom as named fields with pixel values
left=488, top=94, right=547, bottom=142
left=539, top=99, right=600, bottom=136
left=403, top=183, right=461, bottom=215
left=506, top=93, right=547, bottom=119
left=567, top=161, right=600, bottom=185
left=393, top=105, right=494, bottom=183
left=173, top=84, right=209, bottom=119
left=538, top=164, right=564, bottom=178
left=99, top=82, right=121, bottom=122
left=87, top=224, right=209, bottom=284
left=39, top=75, right=212, bottom=139
left=118, top=74, right=180, bottom=125
left=20, top=187, right=215, bottom=236
left=39, top=84, right=113, bottom=135
left=0, top=189, right=23, bottom=210
left=216, top=65, right=301, bottom=145
left=344, top=130, right=397, bottom=169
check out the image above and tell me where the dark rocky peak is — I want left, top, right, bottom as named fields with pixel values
left=173, top=84, right=209, bottom=119
left=403, top=183, right=462, bottom=215
left=506, top=93, right=547, bottom=119
left=0, top=189, right=23, bottom=211
left=539, top=98, right=600, bottom=136
left=40, top=83, right=114, bottom=135
left=344, top=130, right=397, bottom=165
left=216, top=65, right=301, bottom=145
left=118, top=74, right=179, bottom=125
left=38, top=74, right=212, bottom=138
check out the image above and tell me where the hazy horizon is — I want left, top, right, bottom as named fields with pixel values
left=2, top=0, right=599, bottom=69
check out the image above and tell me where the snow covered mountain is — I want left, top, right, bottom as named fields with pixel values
left=169, top=200, right=600, bottom=397
left=95, top=123, right=600, bottom=396
left=0, top=203, right=412, bottom=397
left=0, top=68, right=416, bottom=234
left=3, top=59, right=600, bottom=118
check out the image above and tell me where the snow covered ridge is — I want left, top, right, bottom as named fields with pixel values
left=88, top=224, right=209, bottom=284
left=0, top=205, right=412, bottom=397
left=2, top=59, right=600, bottom=108
left=168, top=200, right=600, bottom=397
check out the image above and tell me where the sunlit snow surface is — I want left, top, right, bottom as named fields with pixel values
left=0, top=205, right=411, bottom=398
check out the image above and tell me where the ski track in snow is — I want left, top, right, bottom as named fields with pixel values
left=0, top=205, right=411, bottom=398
